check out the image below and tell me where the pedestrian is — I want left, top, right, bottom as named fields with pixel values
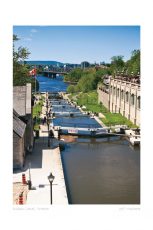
left=44, top=116, right=46, bottom=124
left=49, top=130, right=54, bottom=138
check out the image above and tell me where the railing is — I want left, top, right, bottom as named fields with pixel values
left=113, top=77, right=140, bottom=85
left=111, top=79, right=140, bottom=87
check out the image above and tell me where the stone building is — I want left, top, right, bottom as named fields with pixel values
left=13, top=109, right=26, bottom=169
left=13, top=83, right=33, bottom=151
left=98, top=77, right=140, bottom=126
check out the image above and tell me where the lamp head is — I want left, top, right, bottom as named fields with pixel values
left=48, top=172, right=55, bottom=183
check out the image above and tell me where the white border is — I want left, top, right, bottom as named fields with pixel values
left=0, top=0, right=153, bottom=229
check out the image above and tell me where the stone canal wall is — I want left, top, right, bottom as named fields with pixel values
left=97, top=79, right=140, bottom=126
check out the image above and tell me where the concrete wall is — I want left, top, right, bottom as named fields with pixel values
left=25, top=114, right=34, bottom=150
left=13, top=132, right=25, bottom=169
left=97, top=79, right=140, bottom=127
left=109, top=79, right=140, bottom=126
left=25, top=83, right=34, bottom=149
left=97, top=88, right=109, bottom=109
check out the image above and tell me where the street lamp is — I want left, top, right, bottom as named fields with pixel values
left=48, top=172, right=55, bottom=204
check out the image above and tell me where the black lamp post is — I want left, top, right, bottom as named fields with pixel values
left=48, top=172, right=55, bottom=204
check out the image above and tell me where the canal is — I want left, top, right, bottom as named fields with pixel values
left=61, top=136, right=140, bottom=204
left=37, top=75, right=140, bottom=204
left=37, top=75, right=69, bottom=92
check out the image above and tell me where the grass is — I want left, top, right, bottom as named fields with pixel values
left=33, top=95, right=45, bottom=130
left=33, top=103, right=43, bottom=117
left=69, top=90, right=138, bottom=128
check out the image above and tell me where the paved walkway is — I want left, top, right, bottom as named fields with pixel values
left=26, top=129, right=68, bottom=205
left=13, top=93, right=68, bottom=205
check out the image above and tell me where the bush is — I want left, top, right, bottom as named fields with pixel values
left=67, top=85, right=76, bottom=93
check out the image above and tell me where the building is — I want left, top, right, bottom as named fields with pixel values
left=13, top=83, right=34, bottom=165
left=13, top=109, right=26, bottom=169
left=98, top=76, right=140, bottom=126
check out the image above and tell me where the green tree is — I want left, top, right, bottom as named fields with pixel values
left=95, top=68, right=111, bottom=83
left=125, top=50, right=140, bottom=75
left=67, top=85, right=76, bottom=93
left=77, top=74, right=97, bottom=92
left=17, top=46, right=30, bottom=63
left=64, top=68, right=83, bottom=82
left=66, top=67, right=109, bottom=94
left=110, top=55, right=125, bottom=75
left=13, top=34, right=39, bottom=91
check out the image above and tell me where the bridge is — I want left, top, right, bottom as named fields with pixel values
left=40, top=70, right=68, bottom=78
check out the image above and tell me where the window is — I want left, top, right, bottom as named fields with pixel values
left=131, top=94, right=135, bottom=105
left=137, top=96, right=140, bottom=109
left=121, top=90, right=124, bottom=100
left=117, top=88, right=119, bottom=97
left=126, top=92, right=129, bottom=102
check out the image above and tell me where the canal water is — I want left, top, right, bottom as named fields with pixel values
left=37, top=75, right=69, bottom=92
left=52, top=116, right=102, bottom=129
left=38, top=75, right=140, bottom=204
left=61, top=136, right=140, bottom=204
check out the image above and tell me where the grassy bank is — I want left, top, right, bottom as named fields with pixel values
left=68, top=91, right=138, bottom=128
left=33, top=95, right=45, bottom=130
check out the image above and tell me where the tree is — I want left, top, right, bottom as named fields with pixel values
left=95, top=68, right=111, bottom=83
left=110, top=55, right=125, bottom=75
left=125, top=50, right=140, bottom=75
left=64, top=68, right=83, bottom=82
left=17, top=46, right=30, bottom=63
left=67, top=85, right=76, bottom=93
left=77, top=74, right=97, bottom=93
left=13, top=34, right=39, bottom=91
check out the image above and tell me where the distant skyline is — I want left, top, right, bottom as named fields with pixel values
left=13, top=26, right=140, bottom=64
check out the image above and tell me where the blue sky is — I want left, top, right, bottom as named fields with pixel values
left=13, top=26, right=140, bottom=64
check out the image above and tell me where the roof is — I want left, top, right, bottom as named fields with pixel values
left=13, top=83, right=32, bottom=116
left=13, top=109, right=26, bottom=137
left=13, top=109, right=20, bottom=118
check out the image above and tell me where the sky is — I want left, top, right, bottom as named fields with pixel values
left=13, top=26, right=140, bottom=64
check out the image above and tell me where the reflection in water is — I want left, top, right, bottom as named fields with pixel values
left=61, top=136, right=140, bottom=204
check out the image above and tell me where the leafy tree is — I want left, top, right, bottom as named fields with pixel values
left=77, top=74, right=97, bottom=93
left=17, top=46, right=30, bottom=63
left=110, top=55, right=125, bottom=75
left=67, top=85, right=76, bottom=93
left=64, top=68, right=83, bottom=82
left=13, top=34, right=39, bottom=91
left=125, top=50, right=140, bottom=75
left=66, top=67, right=111, bottom=94
left=95, top=68, right=111, bottom=82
